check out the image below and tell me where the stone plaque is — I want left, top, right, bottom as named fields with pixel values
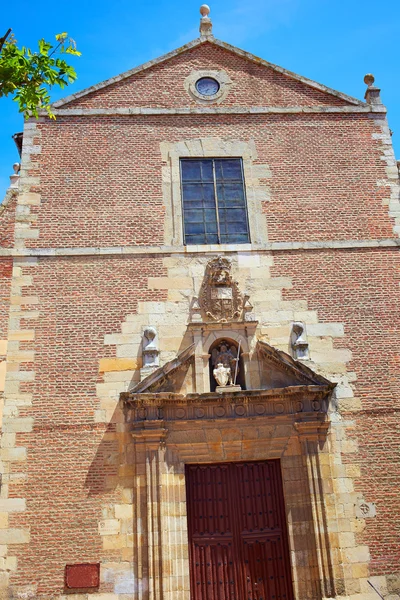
left=98, top=519, right=120, bottom=535
left=211, top=287, right=233, bottom=299
left=355, top=499, right=376, bottom=519
left=65, top=563, right=100, bottom=589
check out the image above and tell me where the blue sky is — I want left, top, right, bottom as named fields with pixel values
left=1, top=0, right=399, bottom=197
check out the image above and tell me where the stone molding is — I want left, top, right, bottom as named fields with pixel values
left=0, top=237, right=399, bottom=257
left=160, top=137, right=270, bottom=247
left=123, top=385, right=332, bottom=425
left=49, top=105, right=386, bottom=116
left=52, top=36, right=365, bottom=109
left=184, top=69, right=232, bottom=104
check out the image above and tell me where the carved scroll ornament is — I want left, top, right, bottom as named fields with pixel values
left=199, top=256, right=244, bottom=322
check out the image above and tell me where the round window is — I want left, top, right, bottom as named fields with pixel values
left=195, top=77, right=220, bottom=96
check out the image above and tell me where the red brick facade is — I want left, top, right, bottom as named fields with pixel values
left=0, top=28, right=399, bottom=600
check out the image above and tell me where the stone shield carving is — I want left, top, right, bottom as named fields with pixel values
left=199, top=256, right=243, bottom=322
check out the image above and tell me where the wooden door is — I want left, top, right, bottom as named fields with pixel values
left=186, top=460, right=294, bottom=600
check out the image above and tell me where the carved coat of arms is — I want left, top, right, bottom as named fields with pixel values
left=199, top=256, right=243, bottom=322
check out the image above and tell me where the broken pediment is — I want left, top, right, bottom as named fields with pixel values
left=256, top=339, right=333, bottom=390
left=129, top=343, right=195, bottom=394
left=123, top=337, right=334, bottom=397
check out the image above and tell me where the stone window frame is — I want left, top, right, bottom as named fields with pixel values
left=160, top=137, right=270, bottom=249
left=184, top=69, right=232, bottom=104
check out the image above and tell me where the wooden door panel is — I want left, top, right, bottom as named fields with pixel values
left=186, top=461, right=294, bottom=600
left=191, top=538, right=237, bottom=600
left=242, top=535, right=291, bottom=600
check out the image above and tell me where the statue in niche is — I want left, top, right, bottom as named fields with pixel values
left=211, top=341, right=239, bottom=386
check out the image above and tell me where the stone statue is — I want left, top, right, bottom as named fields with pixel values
left=211, top=341, right=238, bottom=386
left=142, top=326, right=159, bottom=368
left=290, top=322, right=309, bottom=360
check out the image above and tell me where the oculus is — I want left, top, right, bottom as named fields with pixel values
left=195, top=77, right=220, bottom=96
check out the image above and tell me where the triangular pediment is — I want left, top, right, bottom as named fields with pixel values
left=54, top=37, right=364, bottom=110
left=256, top=340, right=332, bottom=389
left=129, top=343, right=195, bottom=394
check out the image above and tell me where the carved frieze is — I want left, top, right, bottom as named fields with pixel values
left=123, top=386, right=331, bottom=425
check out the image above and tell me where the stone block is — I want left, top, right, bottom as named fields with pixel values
left=115, top=504, right=133, bottom=519
left=0, top=529, right=30, bottom=544
left=104, top=333, right=141, bottom=345
left=0, top=448, right=27, bottom=462
left=17, top=193, right=40, bottom=206
left=0, top=499, right=26, bottom=513
left=116, top=345, right=139, bottom=358
left=2, top=418, right=34, bottom=433
left=99, top=358, right=138, bottom=372
left=148, top=277, right=193, bottom=289
left=343, top=545, right=370, bottom=564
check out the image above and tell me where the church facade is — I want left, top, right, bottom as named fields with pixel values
left=0, top=6, right=399, bottom=600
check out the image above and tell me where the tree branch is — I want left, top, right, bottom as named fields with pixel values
left=0, top=29, right=12, bottom=53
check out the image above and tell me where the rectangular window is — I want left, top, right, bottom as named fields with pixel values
left=180, top=158, right=250, bottom=245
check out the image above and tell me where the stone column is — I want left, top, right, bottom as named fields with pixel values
left=132, top=422, right=190, bottom=600
left=295, top=420, right=344, bottom=599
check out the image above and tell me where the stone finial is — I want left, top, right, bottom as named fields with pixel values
left=199, top=4, right=213, bottom=38
left=9, top=162, right=20, bottom=190
left=290, top=322, right=309, bottom=360
left=363, top=73, right=382, bottom=105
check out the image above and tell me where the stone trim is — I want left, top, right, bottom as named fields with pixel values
left=123, top=385, right=332, bottom=423
left=0, top=237, right=399, bottom=258
left=370, top=114, right=400, bottom=238
left=52, top=36, right=365, bottom=109
left=0, top=121, right=43, bottom=598
left=160, top=137, right=270, bottom=246
left=49, top=105, right=385, bottom=116
left=184, top=69, right=232, bottom=103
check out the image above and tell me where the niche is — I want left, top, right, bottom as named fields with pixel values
left=208, top=338, right=246, bottom=392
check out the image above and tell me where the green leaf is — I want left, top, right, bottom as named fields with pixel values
left=1, top=29, right=81, bottom=119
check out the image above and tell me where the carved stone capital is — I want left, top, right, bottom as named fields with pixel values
left=294, top=419, right=330, bottom=441
left=131, top=420, right=168, bottom=448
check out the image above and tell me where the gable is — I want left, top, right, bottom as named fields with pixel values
left=58, top=40, right=362, bottom=111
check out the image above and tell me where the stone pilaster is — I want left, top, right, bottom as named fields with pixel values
left=295, top=420, right=343, bottom=598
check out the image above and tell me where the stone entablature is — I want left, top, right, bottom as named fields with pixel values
left=123, top=385, right=332, bottom=425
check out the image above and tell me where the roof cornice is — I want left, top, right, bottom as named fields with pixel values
left=49, top=105, right=385, bottom=116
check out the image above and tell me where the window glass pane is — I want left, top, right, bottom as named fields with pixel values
left=181, top=159, right=213, bottom=181
left=216, top=159, right=250, bottom=244
left=181, top=160, right=217, bottom=245
left=215, top=159, right=243, bottom=181
left=181, top=158, right=250, bottom=245
left=216, top=183, right=245, bottom=207
left=219, top=233, right=249, bottom=244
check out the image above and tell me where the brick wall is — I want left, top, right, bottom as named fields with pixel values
left=272, top=248, right=400, bottom=577
left=63, top=42, right=349, bottom=109
left=26, top=113, right=393, bottom=249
